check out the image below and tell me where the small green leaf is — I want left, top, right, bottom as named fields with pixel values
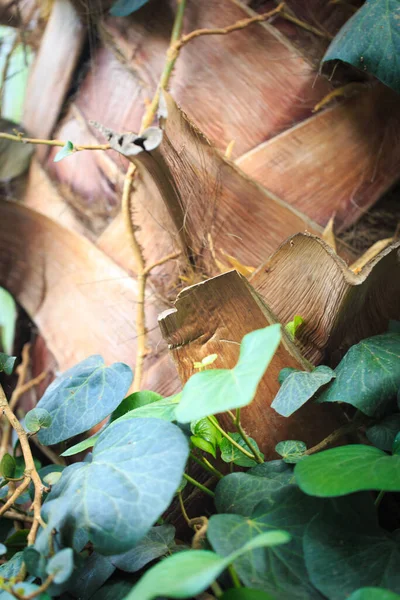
left=0, top=454, right=16, bottom=479
left=323, top=0, right=400, bottom=93
left=0, top=288, right=16, bottom=354
left=317, top=333, right=400, bottom=416
left=0, top=550, right=23, bottom=578
left=54, top=141, right=74, bottom=163
left=175, top=325, right=281, bottom=423
left=61, top=432, right=101, bottom=457
left=285, top=315, right=303, bottom=340
left=66, top=552, right=115, bottom=600
left=393, top=432, right=400, bottom=456
left=275, top=440, right=307, bottom=464
left=190, top=418, right=221, bottom=458
left=221, top=590, right=276, bottom=600
left=272, top=366, right=335, bottom=417
left=366, top=414, right=400, bottom=451
left=111, top=525, right=175, bottom=572
left=220, top=433, right=264, bottom=467
left=110, top=0, right=149, bottom=17
left=25, top=408, right=52, bottom=433
left=347, top=590, right=400, bottom=600
left=23, top=547, right=46, bottom=579
left=5, top=529, right=29, bottom=558
left=111, top=393, right=181, bottom=423
left=110, top=391, right=162, bottom=422
left=0, top=352, right=16, bottom=375
left=124, top=531, right=290, bottom=600
left=46, top=548, right=74, bottom=584
left=43, top=471, right=63, bottom=486
left=36, top=355, right=132, bottom=445
left=278, top=367, right=297, bottom=385
left=0, top=543, right=6, bottom=555
left=295, top=444, right=400, bottom=496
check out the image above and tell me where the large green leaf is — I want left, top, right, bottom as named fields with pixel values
left=367, top=414, right=400, bottom=451
left=111, top=525, right=175, bottom=572
left=304, top=497, right=400, bottom=599
left=209, top=487, right=323, bottom=600
left=272, top=366, right=335, bottom=417
left=295, top=444, right=400, bottom=496
left=317, top=334, right=400, bottom=416
left=323, top=0, right=400, bottom=93
left=35, top=418, right=188, bottom=555
left=175, top=325, right=281, bottom=423
left=347, top=590, right=400, bottom=600
left=215, top=470, right=294, bottom=516
left=36, top=355, right=132, bottom=445
left=123, top=531, right=290, bottom=600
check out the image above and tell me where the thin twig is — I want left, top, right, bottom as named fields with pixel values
left=0, top=477, right=30, bottom=516
left=178, top=491, right=191, bottom=525
left=183, top=473, right=215, bottom=498
left=3, top=509, right=34, bottom=523
left=29, top=435, right=67, bottom=466
left=304, top=416, right=371, bottom=455
left=190, top=452, right=223, bottom=479
left=208, top=416, right=255, bottom=460
left=0, top=131, right=109, bottom=152
left=233, top=409, right=264, bottom=464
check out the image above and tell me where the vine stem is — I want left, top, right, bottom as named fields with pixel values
left=232, top=409, right=264, bottom=464
left=0, top=383, right=47, bottom=546
left=190, top=452, right=224, bottom=479
left=304, top=414, right=371, bottom=455
left=0, top=131, right=109, bottom=151
left=183, top=473, right=215, bottom=498
left=208, top=416, right=255, bottom=460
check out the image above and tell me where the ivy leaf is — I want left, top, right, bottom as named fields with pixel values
left=323, top=0, right=400, bottom=94
left=347, top=590, right=400, bottom=600
left=295, top=444, right=400, bottom=496
left=67, top=553, right=115, bottom=600
left=0, top=543, right=6, bottom=555
left=46, top=548, right=74, bottom=583
left=285, top=315, right=303, bottom=340
left=0, top=453, right=16, bottom=479
left=275, top=440, right=307, bottom=464
left=23, top=547, right=47, bottom=579
left=61, top=432, right=101, bottom=457
left=317, top=334, right=400, bottom=416
left=0, top=352, right=16, bottom=375
left=304, top=496, right=400, bottom=599
left=175, top=325, right=281, bottom=423
left=54, top=141, right=74, bottom=163
left=248, top=459, right=295, bottom=481
left=25, top=408, right=52, bottom=433
left=110, top=0, right=149, bottom=17
left=124, top=531, right=290, bottom=600
left=110, top=391, right=162, bottom=422
left=111, top=525, right=175, bottom=572
left=0, top=551, right=23, bottom=578
left=221, top=590, right=276, bottom=600
left=112, top=394, right=181, bottom=424
left=366, top=414, right=400, bottom=451
left=35, top=418, right=189, bottom=555
left=272, top=366, right=335, bottom=417
left=4, top=529, right=29, bottom=558
left=215, top=471, right=294, bottom=516
left=220, top=433, right=264, bottom=467
left=28, top=465, right=64, bottom=501
left=278, top=367, right=298, bottom=385
left=190, top=418, right=221, bottom=459
left=209, top=487, right=323, bottom=599
left=36, top=355, right=132, bottom=445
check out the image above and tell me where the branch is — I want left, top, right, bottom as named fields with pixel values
left=0, top=131, right=110, bottom=152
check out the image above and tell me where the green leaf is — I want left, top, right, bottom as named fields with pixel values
left=54, top=141, right=74, bottom=163
left=304, top=496, right=400, bottom=599
left=393, top=432, right=400, bottom=456
left=0, top=550, right=23, bottom=578
left=0, top=288, right=16, bottom=354
left=4, top=529, right=28, bottom=558
left=110, top=0, right=149, bottom=17
left=67, top=553, right=115, bottom=600
left=278, top=367, right=298, bottom=385
left=347, top=590, right=400, bottom=600
left=0, top=543, right=5, bottom=555
left=111, top=525, right=175, bottom=572
left=175, top=325, right=281, bottom=423
left=317, top=333, right=400, bottom=416
left=272, top=366, right=335, bottom=417
left=35, top=418, right=189, bottom=555
left=110, top=391, right=162, bottom=422
left=23, top=547, right=46, bottom=579
left=124, top=531, right=290, bottom=600
left=28, top=465, right=65, bottom=501
left=220, top=433, right=264, bottom=467
left=46, top=548, right=74, bottom=584
left=215, top=471, right=294, bottom=516
left=221, top=590, right=276, bottom=600
left=285, top=315, right=303, bottom=340
left=25, top=408, right=52, bottom=433
left=366, top=414, right=400, bottom=451
left=0, top=352, right=16, bottom=375
left=275, top=440, right=307, bottom=464
left=61, top=432, right=101, bottom=457
left=248, top=459, right=294, bottom=481
left=0, top=453, right=15, bottom=479
left=36, top=355, right=133, bottom=445
left=323, top=0, right=400, bottom=93
left=295, top=444, right=400, bottom=496
left=209, top=487, right=323, bottom=600
left=112, top=394, right=181, bottom=424
left=190, top=418, right=221, bottom=458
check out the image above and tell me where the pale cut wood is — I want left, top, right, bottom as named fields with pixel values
left=250, top=233, right=400, bottom=365
left=237, top=84, right=400, bottom=230
left=22, top=0, right=85, bottom=159
left=159, top=269, right=346, bottom=459
left=0, top=199, right=179, bottom=397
